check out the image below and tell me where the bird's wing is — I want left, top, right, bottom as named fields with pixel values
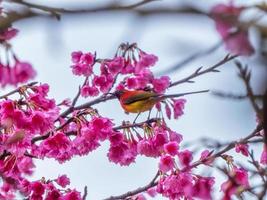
left=122, top=92, right=159, bottom=105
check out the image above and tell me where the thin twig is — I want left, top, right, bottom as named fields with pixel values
left=103, top=171, right=159, bottom=200
left=0, top=81, right=38, bottom=99
left=156, top=40, right=223, bottom=76
left=169, top=54, right=238, bottom=87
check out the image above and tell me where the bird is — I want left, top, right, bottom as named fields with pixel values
left=114, top=89, right=209, bottom=122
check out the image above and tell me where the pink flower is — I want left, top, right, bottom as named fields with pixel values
left=137, top=139, right=159, bottom=157
left=71, top=51, right=83, bottom=63
left=135, top=194, right=147, bottom=200
left=56, top=175, right=70, bottom=188
left=13, top=61, right=36, bottom=84
left=169, top=131, right=183, bottom=143
left=81, top=84, right=99, bottom=97
left=235, top=143, right=249, bottom=157
left=200, top=150, right=213, bottom=165
left=93, top=74, right=114, bottom=93
left=39, top=132, right=73, bottom=163
left=157, top=172, right=193, bottom=199
left=108, top=131, right=124, bottom=146
left=135, top=51, right=158, bottom=73
left=107, top=56, right=125, bottom=75
left=152, top=76, right=170, bottom=94
left=159, top=155, right=175, bottom=173
left=221, top=167, right=249, bottom=199
left=178, top=150, right=193, bottom=167
left=71, top=52, right=94, bottom=76
left=260, top=145, right=267, bottom=165
left=0, top=27, right=18, bottom=41
left=62, top=189, right=82, bottom=200
left=164, top=141, right=179, bottom=156
left=147, top=187, right=157, bottom=197
left=193, top=176, right=215, bottom=200
left=72, top=126, right=100, bottom=156
left=90, top=116, right=113, bottom=141
left=107, top=140, right=137, bottom=166
left=45, top=189, right=61, bottom=200
left=165, top=103, right=171, bottom=119
left=211, top=3, right=254, bottom=56
left=172, top=99, right=186, bottom=119
left=30, top=181, right=45, bottom=196
left=80, top=53, right=94, bottom=65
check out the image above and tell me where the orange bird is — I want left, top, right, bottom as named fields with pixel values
left=114, top=89, right=209, bottom=114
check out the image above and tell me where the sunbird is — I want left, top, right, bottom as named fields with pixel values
left=114, top=89, right=209, bottom=114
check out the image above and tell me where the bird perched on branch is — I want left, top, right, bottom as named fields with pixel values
left=114, top=89, right=209, bottom=117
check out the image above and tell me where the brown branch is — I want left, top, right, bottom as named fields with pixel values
left=169, top=54, right=238, bottom=87
left=0, top=2, right=207, bottom=29
left=235, top=61, right=262, bottom=119
left=82, top=186, right=88, bottom=200
left=212, top=91, right=264, bottom=100
left=103, top=124, right=263, bottom=199
left=103, top=171, right=159, bottom=200
left=0, top=81, right=38, bottom=99
left=156, top=40, right=223, bottom=76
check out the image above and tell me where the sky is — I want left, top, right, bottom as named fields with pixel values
left=1, top=0, right=267, bottom=199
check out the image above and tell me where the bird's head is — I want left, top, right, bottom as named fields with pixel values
left=111, top=90, right=127, bottom=99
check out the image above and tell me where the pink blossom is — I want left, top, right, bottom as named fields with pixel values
left=221, top=167, right=249, bottom=199
left=211, top=3, right=254, bottom=56
left=80, top=53, right=94, bottom=65
left=17, top=157, right=35, bottom=175
left=135, top=51, right=158, bottom=73
left=152, top=76, right=170, bottom=94
left=0, top=27, right=18, bottom=41
left=169, top=131, right=183, bottom=143
left=192, top=176, right=215, bottom=200
left=62, top=189, right=82, bottom=200
left=235, top=143, right=249, bottom=157
left=159, top=155, right=175, bottom=173
left=178, top=150, right=193, bottom=167
left=71, top=52, right=94, bottom=76
left=45, top=189, right=61, bottom=200
left=172, top=98, right=186, bottom=119
left=165, top=103, right=171, bottom=119
left=107, top=140, right=137, bottom=166
left=30, top=181, right=45, bottom=196
left=137, top=139, right=159, bottom=157
left=108, top=131, right=124, bottom=146
left=93, top=74, right=114, bottom=93
left=13, top=61, right=36, bottom=84
left=147, top=187, right=157, bottom=197
left=157, top=172, right=193, bottom=199
left=39, top=132, right=73, bottom=163
left=135, top=194, right=147, bottom=200
left=90, top=116, right=113, bottom=141
left=71, top=51, right=83, bottom=63
left=164, top=141, right=179, bottom=156
left=56, top=175, right=70, bottom=188
left=72, top=126, right=100, bottom=156
left=260, top=145, right=267, bottom=165
left=200, top=150, right=213, bottom=165
left=81, top=84, right=99, bottom=97
left=30, top=111, right=55, bottom=134
left=107, top=56, right=125, bottom=75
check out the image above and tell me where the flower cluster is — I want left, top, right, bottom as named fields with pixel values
left=71, top=44, right=170, bottom=98
left=0, top=28, right=36, bottom=87
left=0, top=40, right=265, bottom=200
left=211, top=3, right=255, bottom=56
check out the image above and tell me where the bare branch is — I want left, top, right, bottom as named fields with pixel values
left=169, top=54, right=238, bottom=87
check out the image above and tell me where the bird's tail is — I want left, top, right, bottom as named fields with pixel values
left=161, top=90, right=209, bottom=100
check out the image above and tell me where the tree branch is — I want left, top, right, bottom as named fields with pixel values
left=169, top=54, right=238, bottom=87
